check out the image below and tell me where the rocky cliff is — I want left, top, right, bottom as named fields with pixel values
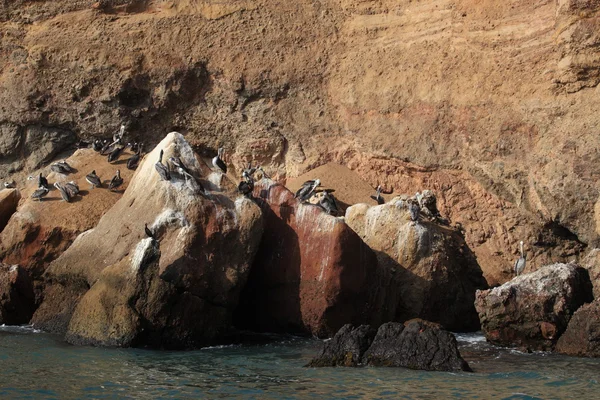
left=1, top=0, right=600, bottom=284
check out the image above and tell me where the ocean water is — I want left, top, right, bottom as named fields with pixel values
left=1, top=325, right=599, bottom=399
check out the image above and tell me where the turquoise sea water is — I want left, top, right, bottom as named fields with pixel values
left=1, top=325, right=599, bottom=399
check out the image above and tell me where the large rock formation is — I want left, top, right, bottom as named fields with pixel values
left=234, top=179, right=389, bottom=338
left=0, top=263, right=35, bottom=325
left=345, top=198, right=487, bottom=331
left=308, top=320, right=471, bottom=372
left=32, top=132, right=264, bottom=348
left=474, top=263, right=593, bottom=350
left=0, top=188, right=20, bottom=233
left=556, top=300, right=600, bottom=358
left=583, top=248, right=600, bottom=299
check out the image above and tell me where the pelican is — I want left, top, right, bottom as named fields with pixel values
left=107, top=144, right=125, bottom=163
left=238, top=174, right=254, bottom=197
left=64, top=181, right=80, bottom=197
left=408, top=199, right=420, bottom=222
left=115, top=124, right=126, bottom=143
left=295, top=179, right=321, bottom=202
left=127, top=143, right=142, bottom=170
left=50, top=160, right=74, bottom=174
left=31, top=186, right=49, bottom=201
left=92, top=139, right=103, bottom=152
left=212, top=147, right=227, bottom=174
left=370, top=185, right=384, bottom=205
left=169, top=156, right=191, bottom=176
left=108, top=169, right=123, bottom=191
left=319, top=190, right=339, bottom=215
left=155, top=150, right=171, bottom=181
left=85, top=170, right=102, bottom=189
left=144, top=223, right=155, bottom=239
left=54, top=182, right=72, bottom=202
left=514, top=241, right=526, bottom=276
left=38, top=173, right=49, bottom=189
left=4, top=181, right=16, bottom=189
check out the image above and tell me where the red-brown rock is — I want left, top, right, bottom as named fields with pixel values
left=0, top=263, right=35, bottom=325
left=556, top=300, right=600, bottom=358
left=475, top=263, right=593, bottom=350
left=0, top=189, right=20, bottom=233
left=234, top=179, right=389, bottom=338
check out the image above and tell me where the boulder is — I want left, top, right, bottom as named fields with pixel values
left=0, top=188, right=20, bottom=233
left=23, top=125, right=76, bottom=170
left=362, top=320, right=471, bottom=372
left=307, top=320, right=471, bottom=372
left=33, top=132, right=263, bottom=348
left=583, top=248, right=600, bottom=299
left=345, top=198, right=487, bottom=331
left=306, top=324, right=377, bottom=367
left=0, top=149, right=136, bottom=283
left=234, top=179, right=390, bottom=338
left=474, top=263, right=593, bottom=350
left=556, top=300, right=600, bottom=358
left=0, top=263, right=35, bottom=325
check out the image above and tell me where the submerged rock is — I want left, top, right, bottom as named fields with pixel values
left=32, top=132, right=263, bottom=348
left=307, top=320, right=471, bottom=372
left=0, top=263, right=35, bottom=325
left=306, top=324, right=376, bottom=367
left=235, top=179, right=389, bottom=338
left=474, top=263, right=593, bottom=350
left=345, top=198, right=487, bottom=331
left=0, top=188, right=20, bottom=233
left=556, top=300, right=600, bottom=358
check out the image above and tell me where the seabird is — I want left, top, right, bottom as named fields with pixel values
left=114, top=124, right=126, bottom=143
left=319, top=190, right=339, bottom=215
left=100, top=139, right=115, bottom=155
left=4, top=180, right=16, bottom=189
left=64, top=181, right=80, bottom=197
left=370, top=185, right=385, bottom=205
left=108, top=169, right=123, bottom=191
left=212, top=147, right=227, bottom=174
left=514, top=241, right=527, bottom=276
left=129, top=142, right=140, bottom=153
left=126, top=143, right=143, bottom=170
left=155, top=149, right=171, bottom=181
left=408, top=199, right=420, bottom=222
left=54, top=182, right=72, bottom=202
left=31, top=186, right=49, bottom=201
left=86, top=170, right=102, bottom=189
left=295, top=179, right=321, bottom=202
left=238, top=174, right=254, bottom=197
left=50, top=160, right=74, bottom=174
left=107, top=145, right=125, bottom=163
left=38, top=173, right=49, bottom=189
left=169, top=156, right=191, bottom=176
left=144, top=223, right=155, bottom=239
left=92, top=139, right=103, bottom=152
left=242, top=163, right=258, bottom=178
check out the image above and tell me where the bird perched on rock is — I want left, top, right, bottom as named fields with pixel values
left=92, top=139, right=103, bottom=152
left=319, top=190, right=339, bottom=215
left=38, top=173, right=49, bottom=190
left=31, top=186, right=49, bottom=201
left=126, top=143, right=143, bottom=170
left=54, top=182, right=72, bottom=202
left=370, top=185, right=385, bottom=205
left=155, top=149, right=171, bottom=181
left=108, top=169, right=123, bottom=191
left=50, top=160, right=74, bottom=174
left=64, top=181, right=80, bottom=198
left=3, top=181, right=16, bottom=189
left=212, top=147, right=227, bottom=174
left=144, top=223, right=155, bottom=239
left=238, top=173, right=254, bottom=197
left=514, top=241, right=526, bottom=276
left=108, top=144, right=125, bottom=163
left=169, top=156, right=191, bottom=176
left=86, top=170, right=102, bottom=189
left=295, top=179, right=321, bottom=202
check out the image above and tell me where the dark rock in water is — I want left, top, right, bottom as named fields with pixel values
left=474, top=263, right=593, bottom=351
left=306, top=324, right=377, bottom=367
left=0, top=264, right=35, bottom=325
left=556, top=300, right=600, bottom=358
left=362, top=320, right=471, bottom=372
left=307, top=320, right=470, bottom=372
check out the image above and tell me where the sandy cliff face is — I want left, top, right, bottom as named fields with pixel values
left=1, top=0, right=600, bottom=284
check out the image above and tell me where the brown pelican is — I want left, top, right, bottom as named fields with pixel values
left=212, top=147, right=227, bottom=174
left=31, top=186, right=49, bottom=201
left=370, top=185, right=384, bottom=205
left=54, top=182, right=72, bottom=202
left=155, top=149, right=171, bottom=181
left=238, top=173, right=254, bottom=197
left=38, top=173, right=49, bottom=189
left=86, top=170, right=102, bottom=189
left=169, top=156, right=191, bottom=176
left=319, top=190, right=339, bottom=215
left=408, top=199, right=420, bottom=222
left=295, top=179, right=321, bottom=202
left=92, top=139, right=103, bottom=152
left=64, top=181, right=80, bottom=198
left=107, top=144, right=125, bottom=163
left=50, top=160, right=74, bottom=174
left=514, top=241, right=526, bottom=276
left=126, top=143, right=143, bottom=170
left=108, top=170, right=123, bottom=191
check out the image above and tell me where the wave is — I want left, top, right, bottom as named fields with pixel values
left=0, top=324, right=42, bottom=334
